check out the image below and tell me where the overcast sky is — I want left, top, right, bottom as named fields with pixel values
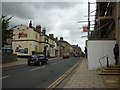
left=2, top=0, right=96, bottom=51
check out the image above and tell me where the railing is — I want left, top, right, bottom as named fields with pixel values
left=99, top=55, right=109, bottom=68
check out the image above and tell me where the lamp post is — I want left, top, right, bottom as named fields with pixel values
left=44, top=37, right=48, bottom=57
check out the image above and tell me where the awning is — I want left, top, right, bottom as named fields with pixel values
left=2, top=47, right=12, bottom=50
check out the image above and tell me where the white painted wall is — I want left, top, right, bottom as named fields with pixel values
left=87, top=40, right=116, bottom=70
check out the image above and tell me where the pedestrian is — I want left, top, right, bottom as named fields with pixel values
left=84, top=47, right=87, bottom=58
left=113, top=44, right=119, bottom=65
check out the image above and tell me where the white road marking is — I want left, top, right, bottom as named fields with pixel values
left=29, top=66, right=45, bottom=71
left=0, top=76, right=9, bottom=80
left=53, top=63, right=57, bottom=65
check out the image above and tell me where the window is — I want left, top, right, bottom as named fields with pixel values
left=36, top=33, right=38, bottom=40
left=35, top=45, right=38, bottom=51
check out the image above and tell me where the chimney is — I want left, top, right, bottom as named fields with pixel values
left=29, top=21, right=32, bottom=28
left=55, top=37, right=58, bottom=41
left=36, top=25, right=41, bottom=32
left=42, top=27, right=46, bottom=35
left=49, top=34, right=54, bottom=38
left=60, top=37, right=63, bottom=41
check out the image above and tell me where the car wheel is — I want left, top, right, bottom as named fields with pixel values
left=39, top=61, right=42, bottom=66
left=46, top=61, right=48, bottom=64
left=28, top=62, right=31, bottom=66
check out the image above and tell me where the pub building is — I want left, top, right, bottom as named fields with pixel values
left=12, top=21, right=61, bottom=57
left=12, top=21, right=43, bottom=56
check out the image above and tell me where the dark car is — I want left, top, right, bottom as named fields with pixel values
left=63, top=53, right=70, bottom=58
left=74, top=54, right=79, bottom=57
left=28, top=54, right=48, bottom=66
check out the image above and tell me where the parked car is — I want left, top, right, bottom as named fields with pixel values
left=28, top=54, right=48, bottom=66
left=63, top=53, right=70, bottom=58
left=74, top=54, right=79, bottom=57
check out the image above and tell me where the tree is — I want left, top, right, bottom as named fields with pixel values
left=1, top=15, right=12, bottom=47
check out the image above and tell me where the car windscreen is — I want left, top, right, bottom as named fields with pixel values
left=30, top=55, right=37, bottom=58
left=37, top=54, right=44, bottom=57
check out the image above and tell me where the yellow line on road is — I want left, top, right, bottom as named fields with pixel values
left=46, top=58, right=83, bottom=89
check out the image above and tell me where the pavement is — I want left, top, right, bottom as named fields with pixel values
left=63, top=59, right=119, bottom=89
left=64, top=59, right=105, bottom=88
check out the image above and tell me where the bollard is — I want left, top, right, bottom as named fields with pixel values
left=106, top=57, right=109, bottom=67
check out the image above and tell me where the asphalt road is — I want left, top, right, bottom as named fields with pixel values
left=2, top=57, right=81, bottom=88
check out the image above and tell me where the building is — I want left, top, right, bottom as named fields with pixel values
left=59, top=37, right=73, bottom=56
left=71, top=45, right=82, bottom=56
left=48, top=35, right=64, bottom=57
left=89, top=1, right=120, bottom=64
left=12, top=21, right=65, bottom=57
left=12, top=23, right=40, bottom=56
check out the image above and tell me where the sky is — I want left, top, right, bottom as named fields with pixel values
left=2, top=0, right=96, bottom=51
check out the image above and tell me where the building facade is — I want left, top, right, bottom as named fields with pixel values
left=12, top=22, right=62, bottom=57
left=12, top=21, right=82, bottom=58
left=59, top=37, right=73, bottom=56
left=12, top=24, right=40, bottom=56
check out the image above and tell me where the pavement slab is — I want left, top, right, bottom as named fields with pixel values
left=64, top=59, right=105, bottom=88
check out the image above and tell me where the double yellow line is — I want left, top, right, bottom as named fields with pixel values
left=46, top=58, right=83, bottom=89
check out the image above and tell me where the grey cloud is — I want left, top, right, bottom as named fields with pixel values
left=2, top=2, right=36, bottom=20
left=32, top=2, right=83, bottom=10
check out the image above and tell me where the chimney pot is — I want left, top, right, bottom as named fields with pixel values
left=55, top=37, right=58, bottom=41
left=29, top=21, right=32, bottom=28
left=60, top=37, right=63, bottom=41
left=42, top=27, right=46, bottom=35
left=49, top=34, right=54, bottom=38
left=36, top=25, right=41, bottom=32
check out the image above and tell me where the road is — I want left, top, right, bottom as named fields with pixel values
left=2, top=57, right=81, bottom=88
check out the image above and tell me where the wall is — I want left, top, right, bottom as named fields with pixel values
left=13, top=25, right=40, bottom=41
left=12, top=41, right=39, bottom=56
left=87, top=40, right=116, bottom=70
left=2, top=54, right=17, bottom=64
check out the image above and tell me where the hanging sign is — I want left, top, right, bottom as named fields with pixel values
left=83, top=26, right=89, bottom=32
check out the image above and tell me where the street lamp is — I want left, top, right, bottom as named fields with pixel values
left=44, top=37, right=48, bottom=57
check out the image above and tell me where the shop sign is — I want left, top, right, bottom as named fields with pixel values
left=15, top=48, right=28, bottom=54
left=18, top=32, right=27, bottom=38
